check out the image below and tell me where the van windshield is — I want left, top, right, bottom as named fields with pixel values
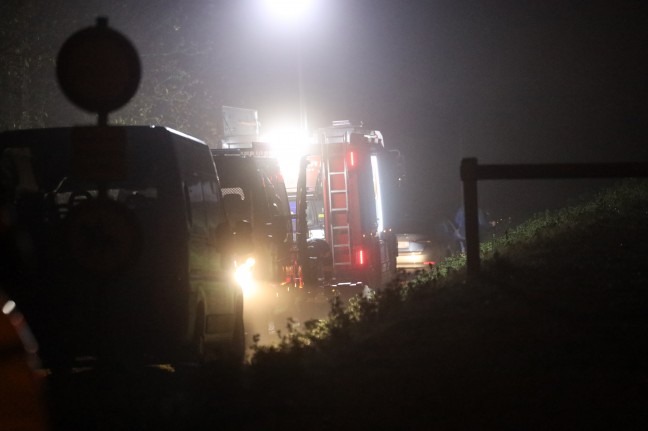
left=215, top=155, right=292, bottom=235
left=0, top=129, right=185, bottom=286
left=1, top=130, right=179, bottom=223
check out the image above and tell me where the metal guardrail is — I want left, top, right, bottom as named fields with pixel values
left=460, top=158, right=648, bottom=278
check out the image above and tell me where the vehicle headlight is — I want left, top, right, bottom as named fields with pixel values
left=234, top=257, right=257, bottom=298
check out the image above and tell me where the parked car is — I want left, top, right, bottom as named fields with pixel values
left=396, top=219, right=464, bottom=271
left=397, top=233, right=441, bottom=270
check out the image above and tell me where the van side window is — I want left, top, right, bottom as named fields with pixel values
left=202, top=178, right=226, bottom=240
left=187, top=174, right=207, bottom=235
left=261, top=171, right=281, bottom=218
left=175, top=139, right=221, bottom=237
left=273, top=174, right=293, bottom=235
left=221, top=187, right=249, bottom=224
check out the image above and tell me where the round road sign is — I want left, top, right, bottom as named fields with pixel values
left=56, top=17, right=141, bottom=115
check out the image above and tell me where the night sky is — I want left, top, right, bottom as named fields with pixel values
left=3, top=0, right=648, bottom=231
left=332, top=2, right=642, bottom=227
left=286, top=0, right=648, bottom=228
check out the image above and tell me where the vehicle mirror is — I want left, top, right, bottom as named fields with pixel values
left=271, top=214, right=289, bottom=242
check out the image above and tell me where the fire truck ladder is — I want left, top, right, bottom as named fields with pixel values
left=326, top=155, right=352, bottom=268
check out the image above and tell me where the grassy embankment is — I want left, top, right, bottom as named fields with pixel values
left=243, top=180, right=648, bottom=430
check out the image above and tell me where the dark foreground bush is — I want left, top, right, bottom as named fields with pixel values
left=244, top=180, right=648, bottom=430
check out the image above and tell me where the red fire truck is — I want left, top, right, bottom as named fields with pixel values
left=291, top=121, right=400, bottom=295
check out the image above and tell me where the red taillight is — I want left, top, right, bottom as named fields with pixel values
left=424, top=261, right=436, bottom=266
left=347, top=151, right=356, bottom=168
left=356, top=248, right=365, bottom=265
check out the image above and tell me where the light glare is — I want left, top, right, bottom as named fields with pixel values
left=2, top=300, right=16, bottom=315
left=235, top=257, right=257, bottom=298
left=260, top=126, right=310, bottom=190
left=262, top=0, right=315, bottom=22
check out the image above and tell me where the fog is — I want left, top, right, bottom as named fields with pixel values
left=2, top=0, right=647, bottom=229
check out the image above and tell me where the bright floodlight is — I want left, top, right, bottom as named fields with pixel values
left=260, top=126, right=311, bottom=189
left=262, top=0, right=315, bottom=22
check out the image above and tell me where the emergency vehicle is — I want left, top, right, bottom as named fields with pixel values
left=213, top=112, right=401, bottom=321
left=291, top=121, right=400, bottom=293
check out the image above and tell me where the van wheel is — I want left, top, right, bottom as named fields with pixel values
left=224, top=302, right=245, bottom=367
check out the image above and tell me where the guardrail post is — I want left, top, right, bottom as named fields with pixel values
left=457, top=159, right=648, bottom=281
left=461, top=158, right=480, bottom=278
